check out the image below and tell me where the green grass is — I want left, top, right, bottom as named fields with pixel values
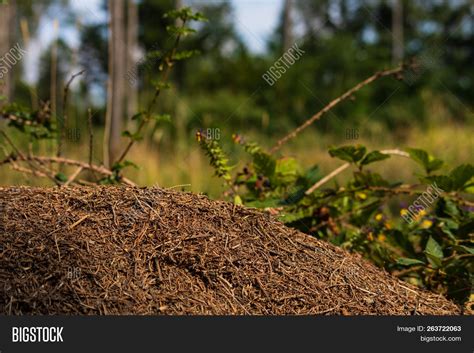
left=1, top=121, right=472, bottom=198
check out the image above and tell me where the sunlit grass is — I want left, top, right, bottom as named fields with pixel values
left=1, top=121, right=472, bottom=199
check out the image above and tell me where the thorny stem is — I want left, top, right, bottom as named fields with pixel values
left=0, top=153, right=136, bottom=186
left=0, top=130, right=60, bottom=185
left=270, top=65, right=406, bottom=154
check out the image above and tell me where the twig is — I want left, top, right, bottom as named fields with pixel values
left=87, top=108, right=94, bottom=169
left=0, top=154, right=136, bottom=186
left=58, top=69, right=86, bottom=160
left=69, top=215, right=89, bottom=230
left=270, top=65, right=405, bottom=154
left=0, top=130, right=60, bottom=185
left=306, top=163, right=350, bottom=195
left=305, top=149, right=409, bottom=194
left=64, top=166, right=83, bottom=186
left=86, top=107, right=99, bottom=181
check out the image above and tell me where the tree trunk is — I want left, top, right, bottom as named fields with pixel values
left=104, top=0, right=126, bottom=168
left=0, top=1, right=13, bottom=107
left=126, top=0, right=139, bottom=122
left=392, top=0, right=404, bottom=64
left=282, top=0, right=293, bottom=52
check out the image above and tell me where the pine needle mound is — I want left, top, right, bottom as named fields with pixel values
left=0, top=186, right=460, bottom=315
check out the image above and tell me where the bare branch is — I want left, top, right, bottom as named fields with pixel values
left=270, top=65, right=405, bottom=154
left=58, top=69, right=86, bottom=160
left=0, top=130, right=60, bottom=185
left=305, top=149, right=410, bottom=194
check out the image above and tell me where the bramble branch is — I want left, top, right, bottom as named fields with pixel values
left=270, top=65, right=406, bottom=154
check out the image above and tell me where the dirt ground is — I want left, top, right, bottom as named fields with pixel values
left=0, top=186, right=461, bottom=315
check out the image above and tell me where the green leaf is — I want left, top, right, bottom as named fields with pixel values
left=164, top=8, right=207, bottom=22
left=111, top=160, right=139, bottom=172
left=274, top=157, right=300, bottom=184
left=453, top=245, right=474, bottom=255
left=423, top=175, right=453, bottom=192
left=353, top=171, right=389, bottom=187
left=406, top=147, right=443, bottom=174
left=359, top=150, right=390, bottom=166
left=54, top=172, right=68, bottom=182
left=449, top=164, right=474, bottom=190
left=233, top=195, right=243, bottom=205
left=424, top=236, right=443, bottom=268
left=426, top=158, right=444, bottom=173
left=254, top=152, right=276, bottom=177
left=151, top=81, right=171, bottom=90
left=397, top=257, right=425, bottom=266
left=166, top=26, right=196, bottom=37
left=304, top=165, right=321, bottom=185
left=172, top=50, right=200, bottom=61
left=151, top=114, right=171, bottom=124
left=329, top=145, right=366, bottom=163
left=406, top=147, right=429, bottom=169
left=121, top=130, right=143, bottom=141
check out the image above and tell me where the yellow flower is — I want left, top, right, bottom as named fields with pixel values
left=384, top=222, right=392, bottom=229
left=367, top=232, right=374, bottom=241
left=375, top=213, right=383, bottom=221
left=421, top=219, right=433, bottom=229
left=418, top=209, right=427, bottom=217
left=356, top=192, right=367, bottom=200
left=378, top=234, right=386, bottom=242
left=400, top=209, right=408, bottom=216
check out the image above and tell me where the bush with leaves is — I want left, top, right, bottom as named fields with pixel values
left=197, top=63, right=473, bottom=308
left=199, top=131, right=473, bottom=306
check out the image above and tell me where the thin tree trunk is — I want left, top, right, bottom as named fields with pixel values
left=104, top=0, right=126, bottom=168
left=392, top=0, right=404, bottom=64
left=126, top=0, right=138, bottom=122
left=282, top=0, right=293, bottom=52
left=50, top=19, right=59, bottom=119
left=0, top=1, right=13, bottom=107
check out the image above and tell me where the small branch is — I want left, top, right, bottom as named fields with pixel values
left=115, top=19, right=187, bottom=165
left=1, top=154, right=136, bottom=186
left=0, top=130, right=60, bottom=185
left=86, top=107, right=99, bottom=181
left=87, top=108, right=94, bottom=168
left=57, top=69, right=86, bottom=160
left=270, top=65, right=405, bottom=154
left=393, top=266, right=423, bottom=277
left=306, top=163, right=350, bottom=195
left=64, top=166, right=83, bottom=186
left=305, top=149, right=409, bottom=194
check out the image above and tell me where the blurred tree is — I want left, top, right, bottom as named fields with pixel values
left=282, top=0, right=293, bottom=52
left=126, top=0, right=139, bottom=121
left=391, top=0, right=404, bottom=64
left=104, top=0, right=126, bottom=167
left=0, top=0, right=16, bottom=106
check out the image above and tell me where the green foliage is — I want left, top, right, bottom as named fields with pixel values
left=198, top=137, right=232, bottom=183
left=406, top=147, right=444, bottom=174
left=201, top=139, right=474, bottom=305
left=1, top=103, right=55, bottom=140
left=329, top=145, right=366, bottom=163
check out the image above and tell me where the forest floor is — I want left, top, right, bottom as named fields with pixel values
left=0, top=186, right=461, bottom=315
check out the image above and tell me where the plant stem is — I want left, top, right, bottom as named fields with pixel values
left=270, top=65, right=405, bottom=154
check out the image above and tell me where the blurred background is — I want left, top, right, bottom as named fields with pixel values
left=0, top=0, right=473, bottom=196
